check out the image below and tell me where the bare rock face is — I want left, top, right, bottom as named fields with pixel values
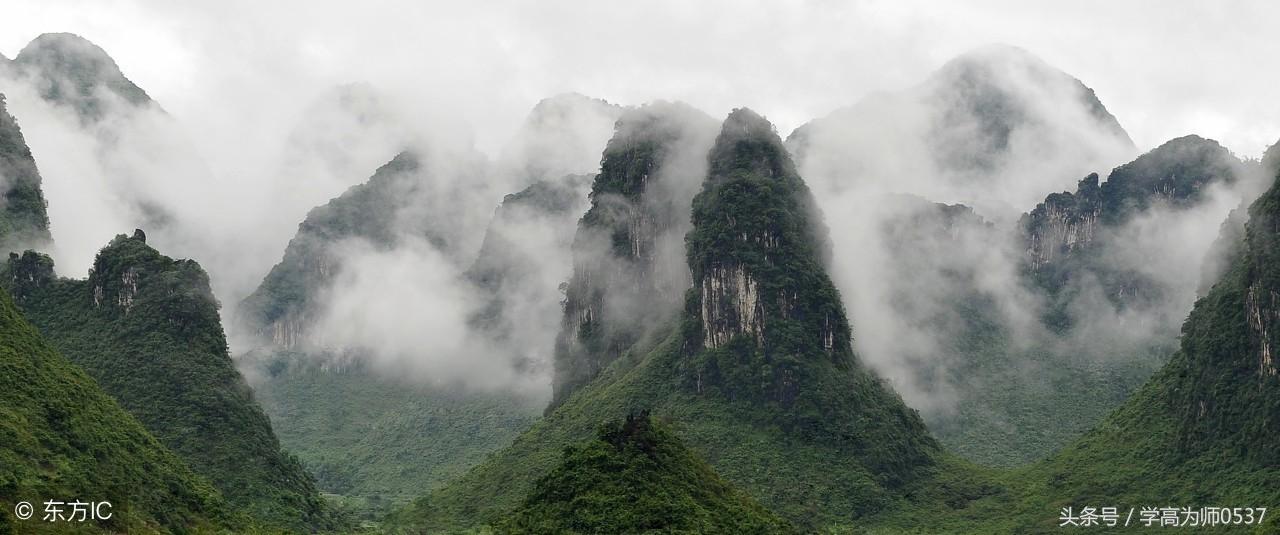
left=684, top=108, right=854, bottom=406
left=1024, top=173, right=1102, bottom=267
left=1021, top=135, right=1246, bottom=312
left=1245, top=281, right=1280, bottom=377
left=700, top=263, right=763, bottom=349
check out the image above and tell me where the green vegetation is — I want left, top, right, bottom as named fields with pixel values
left=0, top=93, right=52, bottom=254
left=0, top=286, right=238, bottom=533
left=551, top=102, right=717, bottom=410
left=498, top=412, right=795, bottom=535
left=248, top=354, right=539, bottom=521
left=859, top=167, right=1280, bottom=533
left=682, top=108, right=936, bottom=484
left=237, top=153, right=552, bottom=523
left=923, top=135, right=1246, bottom=467
left=238, top=152, right=425, bottom=341
left=1023, top=135, right=1243, bottom=307
left=3, top=234, right=341, bottom=532
left=397, top=114, right=1280, bottom=534
left=394, top=108, right=942, bottom=533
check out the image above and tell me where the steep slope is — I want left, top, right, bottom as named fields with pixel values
left=397, top=108, right=940, bottom=533
left=1024, top=135, right=1245, bottom=299
left=869, top=165, right=1280, bottom=534
left=466, top=174, right=591, bottom=374
left=852, top=135, right=1253, bottom=468
left=680, top=109, right=936, bottom=475
left=238, top=152, right=419, bottom=347
left=237, top=150, right=488, bottom=348
left=0, top=286, right=237, bottom=533
left=0, top=93, right=51, bottom=254
left=9, top=33, right=152, bottom=121
left=550, top=102, right=718, bottom=409
left=237, top=148, right=540, bottom=517
left=497, top=413, right=795, bottom=535
left=2, top=33, right=224, bottom=287
left=4, top=233, right=338, bottom=532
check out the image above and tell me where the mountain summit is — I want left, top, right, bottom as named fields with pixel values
left=11, top=33, right=152, bottom=121
left=399, top=107, right=939, bottom=532
left=5, top=234, right=339, bottom=531
left=683, top=108, right=936, bottom=479
left=550, top=101, right=718, bottom=408
left=788, top=44, right=1136, bottom=212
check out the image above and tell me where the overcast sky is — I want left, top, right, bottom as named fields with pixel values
left=2, top=0, right=1278, bottom=159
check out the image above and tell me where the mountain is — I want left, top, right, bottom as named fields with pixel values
left=238, top=152, right=422, bottom=348
left=0, top=93, right=51, bottom=254
left=466, top=174, right=592, bottom=375
left=8, top=33, right=152, bottom=122
left=830, top=134, right=1255, bottom=468
left=550, top=101, right=718, bottom=409
left=3, top=233, right=339, bottom=532
left=0, top=285, right=237, bottom=533
left=1, top=33, right=223, bottom=286
left=497, top=93, right=625, bottom=183
left=236, top=147, right=542, bottom=517
left=788, top=44, right=1135, bottom=213
left=261, top=83, right=414, bottom=246
left=1024, top=135, right=1245, bottom=283
left=237, top=150, right=489, bottom=348
left=395, top=108, right=940, bottom=532
left=497, top=413, right=795, bottom=535
left=864, top=159, right=1280, bottom=534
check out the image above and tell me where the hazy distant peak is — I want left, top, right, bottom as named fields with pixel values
left=498, top=91, right=624, bottom=183
left=13, top=32, right=152, bottom=120
left=937, top=43, right=1048, bottom=73
left=932, top=43, right=1133, bottom=145
left=787, top=44, right=1137, bottom=214
left=528, top=92, right=620, bottom=117
left=329, top=82, right=386, bottom=118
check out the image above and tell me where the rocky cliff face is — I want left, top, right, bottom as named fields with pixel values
left=684, top=108, right=855, bottom=404
left=1245, top=280, right=1279, bottom=377
left=1053, top=159, right=1280, bottom=467
left=681, top=109, right=938, bottom=487
left=0, top=93, right=52, bottom=254
left=1022, top=135, right=1244, bottom=298
left=550, top=102, right=717, bottom=409
left=1022, top=173, right=1103, bottom=267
